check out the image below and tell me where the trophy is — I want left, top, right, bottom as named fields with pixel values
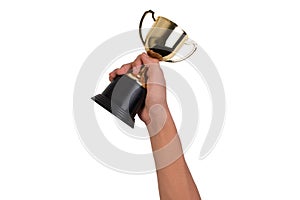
left=92, top=10, right=197, bottom=128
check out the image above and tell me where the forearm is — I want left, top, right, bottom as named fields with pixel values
left=147, top=106, right=201, bottom=200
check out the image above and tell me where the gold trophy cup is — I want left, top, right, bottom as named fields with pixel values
left=92, top=10, right=197, bottom=128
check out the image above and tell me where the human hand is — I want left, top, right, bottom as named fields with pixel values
left=109, top=53, right=200, bottom=200
left=109, top=53, right=168, bottom=125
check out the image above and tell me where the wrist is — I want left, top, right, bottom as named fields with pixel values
left=145, top=104, right=172, bottom=136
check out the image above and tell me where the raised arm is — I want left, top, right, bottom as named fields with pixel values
left=109, top=53, right=201, bottom=200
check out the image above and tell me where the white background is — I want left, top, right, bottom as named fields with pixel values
left=1, top=0, right=299, bottom=199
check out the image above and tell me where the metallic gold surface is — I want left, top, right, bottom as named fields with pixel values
left=125, top=65, right=148, bottom=88
left=144, top=16, right=189, bottom=61
left=146, top=50, right=164, bottom=61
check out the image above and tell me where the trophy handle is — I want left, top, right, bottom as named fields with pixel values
left=139, top=10, right=156, bottom=45
left=168, top=40, right=198, bottom=63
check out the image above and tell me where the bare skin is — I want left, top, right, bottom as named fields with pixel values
left=109, top=53, right=201, bottom=200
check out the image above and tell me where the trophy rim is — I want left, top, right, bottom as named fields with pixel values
left=155, top=16, right=187, bottom=34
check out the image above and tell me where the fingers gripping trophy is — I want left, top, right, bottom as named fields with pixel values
left=92, top=10, right=197, bottom=128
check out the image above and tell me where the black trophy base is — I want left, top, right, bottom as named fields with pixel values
left=91, top=75, right=146, bottom=128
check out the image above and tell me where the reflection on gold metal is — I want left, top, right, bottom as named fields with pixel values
left=144, top=16, right=189, bottom=61
left=139, top=11, right=196, bottom=63
left=126, top=10, right=198, bottom=87
left=146, top=49, right=164, bottom=61
left=126, top=65, right=148, bottom=88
